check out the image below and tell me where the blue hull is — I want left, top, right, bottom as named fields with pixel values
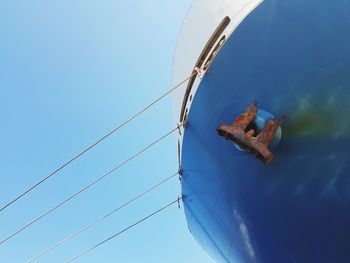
left=181, top=0, right=350, bottom=262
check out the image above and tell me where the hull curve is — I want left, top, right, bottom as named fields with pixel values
left=180, top=0, right=350, bottom=262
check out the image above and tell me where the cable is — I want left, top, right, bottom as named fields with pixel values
left=0, top=125, right=182, bottom=246
left=64, top=198, right=180, bottom=263
left=25, top=172, right=178, bottom=263
left=0, top=71, right=197, bottom=213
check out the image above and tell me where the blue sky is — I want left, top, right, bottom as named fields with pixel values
left=0, top=1, right=214, bottom=262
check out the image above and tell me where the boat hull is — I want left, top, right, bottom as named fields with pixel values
left=181, top=0, right=350, bottom=262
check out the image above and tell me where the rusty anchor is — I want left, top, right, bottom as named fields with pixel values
left=216, top=101, right=284, bottom=164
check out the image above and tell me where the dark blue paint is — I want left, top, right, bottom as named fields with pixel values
left=181, top=0, right=350, bottom=262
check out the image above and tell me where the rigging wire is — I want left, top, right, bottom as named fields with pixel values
left=64, top=198, right=181, bottom=263
left=0, top=71, right=197, bottom=213
left=25, top=171, right=178, bottom=263
left=0, top=125, right=182, bottom=246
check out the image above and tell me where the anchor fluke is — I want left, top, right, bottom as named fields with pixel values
left=217, top=101, right=284, bottom=164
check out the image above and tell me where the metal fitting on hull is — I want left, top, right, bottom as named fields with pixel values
left=217, top=101, right=284, bottom=163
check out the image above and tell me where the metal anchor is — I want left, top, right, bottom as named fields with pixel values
left=216, top=101, right=284, bottom=164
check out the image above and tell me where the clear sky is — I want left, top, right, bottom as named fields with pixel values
left=0, top=1, right=215, bottom=262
